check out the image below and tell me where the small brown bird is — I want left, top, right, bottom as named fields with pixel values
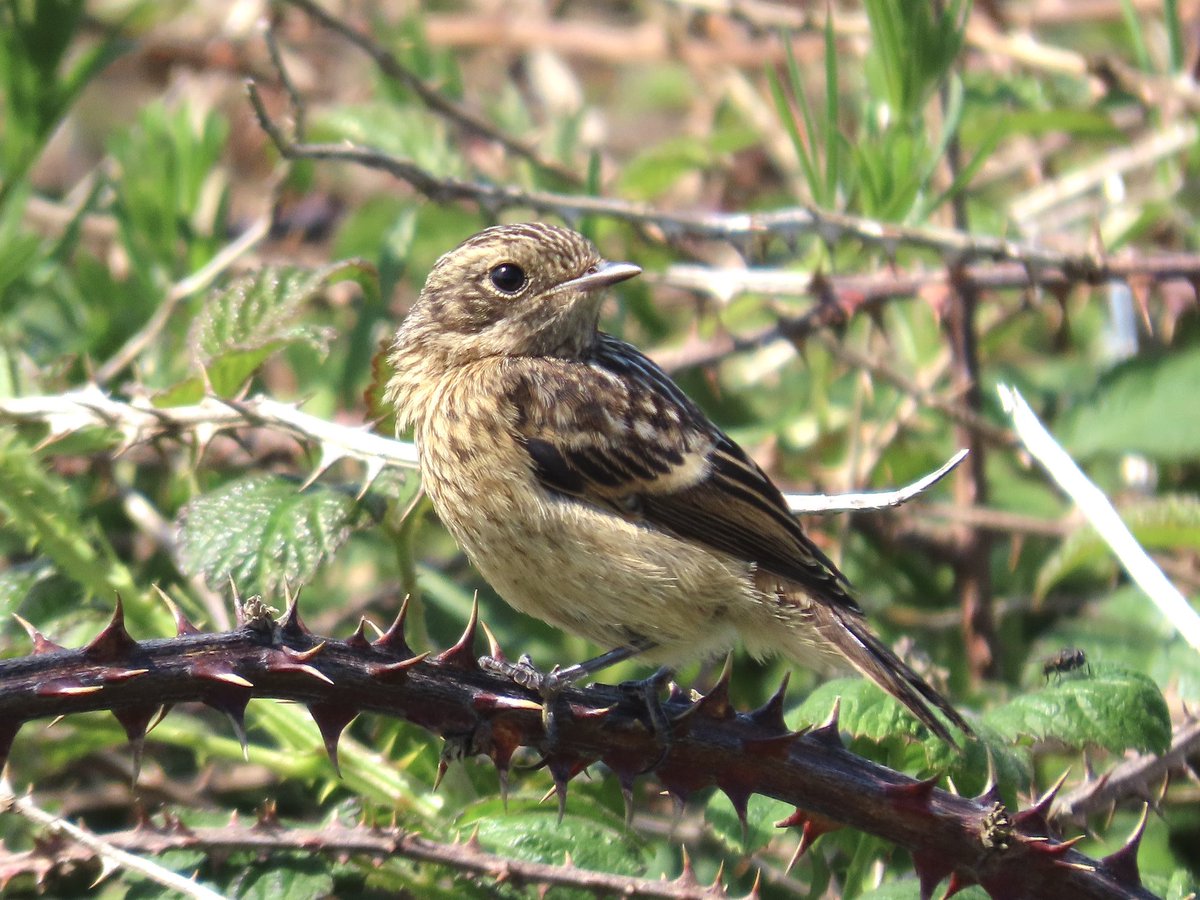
left=386, top=223, right=972, bottom=744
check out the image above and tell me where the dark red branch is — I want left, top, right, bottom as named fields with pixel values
left=0, top=604, right=1153, bottom=899
left=944, top=269, right=998, bottom=679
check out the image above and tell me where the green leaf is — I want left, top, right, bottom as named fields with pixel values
left=122, top=849, right=220, bottom=899
left=0, top=558, right=80, bottom=621
left=0, top=224, right=44, bottom=304
left=225, top=856, right=336, bottom=900
left=318, top=101, right=460, bottom=177
left=863, top=0, right=967, bottom=122
left=108, top=101, right=229, bottom=280
left=1058, top=348, right=1200, bottom=461
left=989, top=108, right=1119, bottom=140
left=0, top=558, right=50, bottom=616
left=156, top=263, right=355, bottom=404
left=1165, top=0, right=1185, bottom=73
left=0, top=434, right=139, bottom=603
left=363, top=333, right=399, bottom=434
left=192, top=265, right=342, bottom=395
left=194, top=279, right=305, bottom=358
left=468, top=809, right=647, bottom=879
left=706, top=792, right=795, bottom=855
left=793, top=677, right=931, bottom=744
left=0, top=0, right=126, bottom=209
left=176, top=474, right=374, bottom=594
left=983, top=664, right=1170, bottom=755
left=1027, top=586, right=1200, bottom=702
left=1035, top=495, right=1200, bottom=599
left=1155, top=867, right=1200, bottom=900
left=791, top=678, right=1027, bottom=792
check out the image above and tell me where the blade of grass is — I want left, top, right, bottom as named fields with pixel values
left=822, top=13, right=840, bottom=207
left=767, top=53, right=820, bottom=202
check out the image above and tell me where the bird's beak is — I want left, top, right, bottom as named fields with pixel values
left=558, top=260, right=642, bottom=293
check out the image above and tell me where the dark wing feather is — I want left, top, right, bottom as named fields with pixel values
left=508, top=334, right=862, bottom=616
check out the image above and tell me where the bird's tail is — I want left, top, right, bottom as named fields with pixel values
left=809, top=606, right=974, bottom=747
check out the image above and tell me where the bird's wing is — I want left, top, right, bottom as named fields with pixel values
left=504, top=335, right=862, bottom=616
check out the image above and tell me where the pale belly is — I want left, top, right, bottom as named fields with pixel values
left=422, top=452, right=767, bottom=665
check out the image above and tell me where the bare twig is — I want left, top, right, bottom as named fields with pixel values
left=246, top=82, right=1128, bottom=274
left=812, top=332, right=1013, bottom=447
left=918, top=502, right=1071, bottom=538
left=998, top=384, right=1200, bottom=652
left=0, top=388, right=961, bottom=517
left=1010, top=121, right=1199, bottom=226
left=0, top=779, right=226, bottom=900
left=1053, top=717, right=1200, bottom=824
left=279, top=0, right=582, bottom=186
left=668, top=0, right=1197, bottom=112
left=0, top=388, right=416, bottom=472
left=654, top=256, right=1200, bottom=305
left=0, top=818, right=722, bottom=900
left=648, top=257, right=1200, bottom=383
left=0, top=614, right=1158, bottom=899
left=262, top=16, right=307, bottom=141
left=787, top=449, right=968, bottom=513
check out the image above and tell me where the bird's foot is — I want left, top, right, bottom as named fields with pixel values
left=619, top=666, right=675, bottom=770
left=478, top=653, right=557, bottom=692
left=479, top=653, right=580, bottom=697
left=479, top=651, right=671, bottom=762
left=479, top=654, right=578, bottom=746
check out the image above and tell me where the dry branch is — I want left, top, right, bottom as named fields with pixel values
left=247, top=79, right=1118, bottom=275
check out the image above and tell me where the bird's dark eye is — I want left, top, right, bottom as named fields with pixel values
left=489, top=262, right=528, bottom=294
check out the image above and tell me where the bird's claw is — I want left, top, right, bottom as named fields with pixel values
left=619, top=666, right=674, bottom=770
left=479, top=654, right=573, bottom=698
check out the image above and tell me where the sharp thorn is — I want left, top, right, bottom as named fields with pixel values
left=346, top=618, right=371, bottom=650
left=152, top=585, right=201, bottom=636
left=13, top=613, right=64, bottom=654
left=83, top=596, right=138, bottom=662
left=695, top=654, right=734, bottom=720
left=748, top=671, right=790, bottom=732
left=434, top=594, right=480, bottom=670
left=480, top=620, right=505, bottom=662
left=374, top=594, right=413, bottom=657
left=227, top=713, right=249, bottom=760
left=278, top=582, right=307, bottom=637
left=307, top=702, right=358, bottom=777
left=678, top=845, right=698, bottom=886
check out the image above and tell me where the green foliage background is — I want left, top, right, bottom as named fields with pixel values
left=1, top=0, right=1198, bottom=896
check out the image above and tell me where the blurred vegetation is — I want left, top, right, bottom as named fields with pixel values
left=1, top=0, right=1199, bottom=896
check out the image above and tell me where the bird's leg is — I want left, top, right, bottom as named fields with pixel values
left=540, top=641, right=656, bottom=693
left=479, top=640, right=653, bottom=693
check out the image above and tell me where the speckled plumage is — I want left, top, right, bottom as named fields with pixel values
left=386, top=223, right=972, bottom=744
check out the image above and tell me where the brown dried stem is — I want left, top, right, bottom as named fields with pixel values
left=649, top=257, right=1199, bottom=377
left=247, top=77, right=1127, bottom=275
left=1053, top=702, right=1200, bottom=825
left=0, top=812, right=727, bottom=899
left=945, top=271, right=999, bottom=681
left=278, top=0, right=582, bottom=187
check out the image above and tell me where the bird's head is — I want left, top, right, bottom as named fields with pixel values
left=393, top=223, right=641, bottom=366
